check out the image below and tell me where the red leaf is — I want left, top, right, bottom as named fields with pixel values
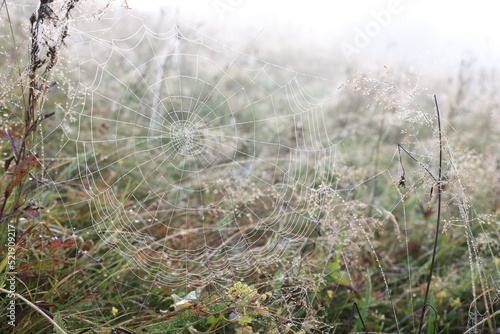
left=4, top=153, right=38, bottom=197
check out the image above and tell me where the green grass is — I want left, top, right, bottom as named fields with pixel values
left=1, top=2, right=499, bottom=333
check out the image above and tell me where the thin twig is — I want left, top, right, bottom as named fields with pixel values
left=347, top=302, right=369, bottom=334
left=397, top=144, right=438, bottom=184
left=0, top=287, right=68, bottom=334
left=397, top=144, right=406, bottom=177
left=418, top=94, right=443, bottom=334
left=463, top=308, right=500, bottom=334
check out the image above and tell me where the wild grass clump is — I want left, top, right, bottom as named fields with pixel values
left=1, top=1, right=499, bottom=333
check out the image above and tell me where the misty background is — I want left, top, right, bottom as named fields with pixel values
left=123, top=0, right=500, bottom=79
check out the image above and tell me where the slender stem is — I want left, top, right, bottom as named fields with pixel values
left=397, top=144, right=438, bottom=184
left=397, top=144, right=406, bottom=177
left=463, top=308, right=500, bottom=334
left=418, top=95, right=443, bottom=333
left=2, top=0, right=28, bottom=113
left=347, top=302, right=369, bottom=334
left=0, top=287, right=68, bottom=334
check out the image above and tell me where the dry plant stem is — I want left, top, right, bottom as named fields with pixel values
left=0, top=2, right=25, bottom=223
left=397, top=144, right=438, bottom=184
left=417, top=95, right=443, bottom=334
left=3, top=1, right=27, bottom=110
left=463, top=308, right=500, bottom=334
left=1, top=0, right=73, bottom=222
left=0, top=287, right=68, bottom=334
left=347, top=302, right=368, bottom=334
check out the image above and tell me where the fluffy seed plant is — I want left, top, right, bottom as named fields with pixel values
left=1, top=0, right=80, bottom=217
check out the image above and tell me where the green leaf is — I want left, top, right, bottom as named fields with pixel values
left=238, top=315, right=253, bottom=325
left=206, top=315, right=217, bottom=324
left=53, top=313, right=68, bottom=334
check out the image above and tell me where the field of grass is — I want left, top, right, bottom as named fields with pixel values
left=1, top=1, right=499, bottom=333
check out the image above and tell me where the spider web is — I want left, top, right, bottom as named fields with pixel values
left=60, top=11, right=337, bottom=288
